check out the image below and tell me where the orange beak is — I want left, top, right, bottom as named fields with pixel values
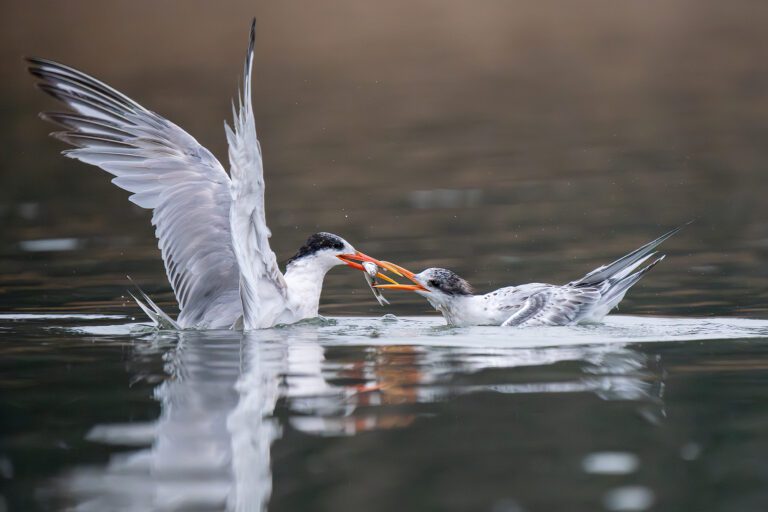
left=337, top=253, right=429, bottom=291
left=337, top=252, right=400, bottom=285
left=337, top=251, right=429, bottom=292
left=372, top=261, right=429, bottom=292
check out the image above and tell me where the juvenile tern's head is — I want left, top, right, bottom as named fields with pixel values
left=373, top=265, right=473, bottom=308
left=414, top=268, right=473, bottom=297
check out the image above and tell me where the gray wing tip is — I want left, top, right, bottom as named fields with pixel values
left=661, top=219, right=694, bottom=239
left=126, top=276, right=181, bottom=330
left=573, top=223, right=686, bottom=287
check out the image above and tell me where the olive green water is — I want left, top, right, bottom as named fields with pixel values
left=2, top=1, right=768, bottom=511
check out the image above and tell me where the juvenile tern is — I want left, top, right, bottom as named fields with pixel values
left=27, top=20, right=385, bottom=330
left=373, top=226, right=684, bottom=327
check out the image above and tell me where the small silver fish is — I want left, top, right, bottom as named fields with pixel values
left=362, top=261, right=390, bottom=306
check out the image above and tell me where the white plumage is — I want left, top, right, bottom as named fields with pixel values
left=29, top=20, right=379, bottom=330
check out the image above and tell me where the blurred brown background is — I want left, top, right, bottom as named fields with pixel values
left=1, top=0, right=767, bottom=317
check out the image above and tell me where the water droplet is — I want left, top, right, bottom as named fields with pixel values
left=680, top=442, right=701, bottom=461
left=582, top=452, right=639, bottom=475
left=603, top=486, right=654, bottom=511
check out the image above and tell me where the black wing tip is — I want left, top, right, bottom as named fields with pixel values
left=50, top=130, right=129, bottom=148
left=34, top=82, right=57, bottom=96
left=34, top=82, right=70, bottom=103
left=249, top=17, right=257, bottom=51
left=640, top=253, right=666, bottom=275
left=239, top=17, right=257, bottom=98
left=26, top=57, right=49, bottom=79
left=28, top=67, right=45, bottom=79
left=25, top=56, right=62, bottom=75
left=24, top=56, right=45, bottom=67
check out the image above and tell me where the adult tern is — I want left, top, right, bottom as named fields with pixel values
left=27, top=20, right=384, bottom=330
left=372, top=226, right=684, bottom=327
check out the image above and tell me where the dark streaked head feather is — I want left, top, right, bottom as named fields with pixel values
left=287, top=232, right=346, bottom=265
left=424, top=268, right=473, bottom=296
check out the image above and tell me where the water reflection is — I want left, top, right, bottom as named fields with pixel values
left=55, top=323, right=666, bottom=511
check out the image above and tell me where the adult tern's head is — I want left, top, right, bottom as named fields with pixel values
left=287, top=232, right=393, bottom=280
left=286, top=232, right=356, bottom=269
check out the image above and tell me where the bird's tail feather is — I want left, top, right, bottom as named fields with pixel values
left=572, top=222, right=688, bottom=287
left=601, top=254, right=666, bottom=308
left=127, top=277, right=180, bottom=330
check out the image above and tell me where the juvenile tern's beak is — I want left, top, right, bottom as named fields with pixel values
left=372, top=261, right=429, bottom=292
left=337, top=252, right=399, bottom=285
left=373, top=284, right=426, bottom=291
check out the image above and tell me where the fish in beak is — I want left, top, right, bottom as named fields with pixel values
left=362, top=261, right=389, bottom=306
left=337, top=252, right=401, bottom=304
left=371, top=261, right=429, bottom=292
left=336, top=253, right=429, bottom=303
left=337, top=252, right=398, bottom=283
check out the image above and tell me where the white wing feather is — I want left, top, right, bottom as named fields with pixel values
left=28, top=57, right=242, bottom=329
left=225, top=20, right=289, bottom=329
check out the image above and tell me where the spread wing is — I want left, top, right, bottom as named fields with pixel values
left=225, top=20, right=288, bottom=330
left=28, top=58, right=242, bottom=329
left=501, top=286, right=601, bottom=327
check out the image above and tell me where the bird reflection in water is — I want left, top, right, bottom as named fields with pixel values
left=55, top=328, right=665, bottom=511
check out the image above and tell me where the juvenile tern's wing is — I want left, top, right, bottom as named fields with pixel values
left=28, top=58, right=241, bottom=329
left=571, top=224, right=686, bottom=286
left=225, top=20, right=288, bottom=329
left=501, top=287, right=601, bottom=327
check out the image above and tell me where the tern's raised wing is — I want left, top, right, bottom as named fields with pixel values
left=225, top=20, right=289, bottom=330
left=501, top=287, right=601, bottom=327
left=28, top=58, right=242, bottom=329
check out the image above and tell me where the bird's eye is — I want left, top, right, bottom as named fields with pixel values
left=428, top=280, right=439, bottom=288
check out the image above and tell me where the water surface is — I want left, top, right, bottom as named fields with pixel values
left=4, top=314, right=768, bottom=511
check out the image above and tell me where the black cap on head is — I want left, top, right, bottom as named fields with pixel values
left=287, top=232, right=346, bottom=265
